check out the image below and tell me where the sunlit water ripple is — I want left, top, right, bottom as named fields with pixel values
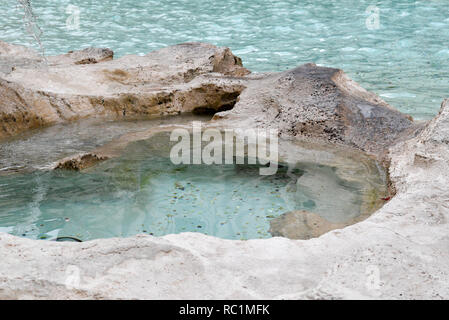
left=1, top=0, right=448, bottom=119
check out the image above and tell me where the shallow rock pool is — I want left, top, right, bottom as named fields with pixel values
left=0, top=123, right=387, bottom=241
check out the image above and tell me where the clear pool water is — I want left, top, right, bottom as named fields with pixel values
left=1, top=0, right=448, bottom=119
left=0, top=131, right=385, bottom=241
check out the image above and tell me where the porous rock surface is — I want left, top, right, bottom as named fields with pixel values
left=0, top=42, right=448, bottom=299
left=0, top=41, right=248, bottom=139
left=212, top=63, right=422, bottom=158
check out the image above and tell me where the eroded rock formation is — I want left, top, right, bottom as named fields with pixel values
left=1, top=41, right=448, bottom=299
left=212, top=63, right=422, bottom=158
left=269, top=210, right=347, bottom=240
left=0, top=41, right=248, bottom=139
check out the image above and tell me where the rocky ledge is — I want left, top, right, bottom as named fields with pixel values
left=0, top=41, right=248, bottom=139
left=0, top=42, right=448, bottom=299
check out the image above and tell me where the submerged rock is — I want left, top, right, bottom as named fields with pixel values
left=269, top=210, right=347, bottom=240
left=54, top=153, right=109, bottom=171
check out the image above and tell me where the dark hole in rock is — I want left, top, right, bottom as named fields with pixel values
left=192, top=92, right=240, bottom=115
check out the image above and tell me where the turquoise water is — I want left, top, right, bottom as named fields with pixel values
left=0, top=132, right=382, bottom=241
left=0, top=0, right=447, bottom=119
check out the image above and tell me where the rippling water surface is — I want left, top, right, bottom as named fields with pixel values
left=1, top=0, right=448, bottom=119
